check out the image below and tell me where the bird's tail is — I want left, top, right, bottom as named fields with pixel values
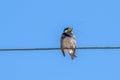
left=70, top=53, right=77, bottom=60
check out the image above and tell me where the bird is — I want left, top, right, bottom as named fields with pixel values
left=60, top=27, right=77, bottom=59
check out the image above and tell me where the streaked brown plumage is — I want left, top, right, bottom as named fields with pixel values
left=60, top=27, right=76, bottom=59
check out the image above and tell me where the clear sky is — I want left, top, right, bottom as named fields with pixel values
left=0, top=0, right=120, bottom=80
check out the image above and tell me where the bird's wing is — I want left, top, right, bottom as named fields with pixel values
left=60, top=35, right=65, bottom=57
left=71, top=36, right=76, bottom=55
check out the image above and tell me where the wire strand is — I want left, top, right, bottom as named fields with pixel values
left=0, top=46, right=120, bottom=51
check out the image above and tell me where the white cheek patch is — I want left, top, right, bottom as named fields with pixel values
left=65, top=30, right=68, bottom=33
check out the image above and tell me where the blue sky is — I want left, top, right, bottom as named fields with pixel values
left=0, top=0, right=120, bottom=80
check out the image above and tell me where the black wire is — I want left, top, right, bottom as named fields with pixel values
left=0, top=46, right=120, bottom=51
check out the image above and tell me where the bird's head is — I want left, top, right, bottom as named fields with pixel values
left=64, top=27, right=73, bottom=33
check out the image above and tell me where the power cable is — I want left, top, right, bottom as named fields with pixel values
left=0, top=46, right=120, bottom=51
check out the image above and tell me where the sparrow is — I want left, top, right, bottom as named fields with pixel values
left=60, top=27, right=77, bottom=59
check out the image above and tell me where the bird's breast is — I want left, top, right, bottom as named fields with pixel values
left=62, top=37, right=76, bottom=49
